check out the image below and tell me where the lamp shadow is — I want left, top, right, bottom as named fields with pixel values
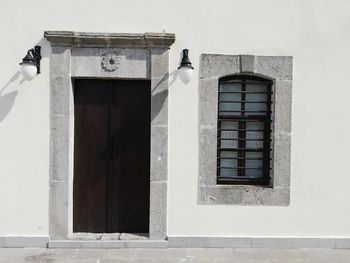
left=0, top=38, right=50, bottom=123
left=0, top=71, right=21, bottom=122
left=151, top=70, right=179, bottom=122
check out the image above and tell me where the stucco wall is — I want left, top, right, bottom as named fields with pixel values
left=0, top=0, right=350, bottom=237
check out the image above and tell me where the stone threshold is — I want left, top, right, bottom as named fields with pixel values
left=71, top=233, right=149, bottom=241
left=49, top=239, right=168, bottom=249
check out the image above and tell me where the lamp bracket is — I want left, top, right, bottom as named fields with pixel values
left=20, top=45, right=42, bottom=74
left=178, top=49, right=194, bottom=69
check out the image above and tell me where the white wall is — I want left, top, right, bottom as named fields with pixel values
left=0, top=0, right=350, bottom=237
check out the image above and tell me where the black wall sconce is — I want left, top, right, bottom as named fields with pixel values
left=20, top=46, right=42, bottom=80
left=178, top=49, right=194, bottom=84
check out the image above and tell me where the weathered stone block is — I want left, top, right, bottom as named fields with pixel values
left=101, top=233, right=121, bottom=240
left=200, top=54, right=240, bottom=79
left=198, top=79, right=219, bottom=127
left=255, top=56, right=293, bottom=80
left=240, top=55, right=255, bottom=72
left=168, top=237, right=250, bottom=248
left=48, top=240, right=83, bottom=248
left=260, top=187, right=290, bottom=206
left=50, top=76, right=71, bottom=115
left=119, top=233, right=148, bottom=240
left=149, top=181, right=167, bottom=240
left=49, top=181, right=69, bottom=239
left=151, top=77, right=168, bottom=126
left=125, top=240, right=168, bottom=248
left=51, top=47, right=71, bottom=76
left=50, top=118, right=69, bottom=182
left=150, top=127, right=168, bottom=182
left=198, top=127, right=217, bottom=186
left=199, top=186, right=244, bottom=205
left=199, top=185, right=289, bottom=206
left=0, top=236, right=48, bottom=248
left=274, top=80, right=292, bottom=134
left=273, top=133, right=291, bottom=188
left=251, top=238, right=335, bottom=249
left=71, top=48, right=101, bottom=77
left=99, top=48, right=148, bottom=79
left=151, top=48, right=169, bottom=78
left=71, top=233, right=103, bottom=240
left=335, top=239, right=350, bottom=249
left=81, top=241, right=125, bottom=249
left=45, top=31, right=175, bottom=48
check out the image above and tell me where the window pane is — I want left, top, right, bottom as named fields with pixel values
left=245, top=151, right=263, bottom=159
left=221, top=140, right=238, bottom=149
left=245, top=83, right=268, bottom=116
left=245, top=83, right=267, bottom=92
left=219, top=95, right=241, bottom=116
left=245, top=101, right=267, bottom=113
left=245, top=152, right=264, bottom=179
left=245, top=152, right=263, bottom=178
left=219, top=82, right=241, bottom=92
left=220, top=157, right=237, bottom=168
left=245, top=93, right=267, bottom=115
left=219, top=152, right=238, bottom=177
left=219, top=93, right=241, bottom=101
left=246, top=159, right=263, bottom=168
left=245, top=168, right=263, bottom=178
left=220, top=121, right=238, bottom=148
left=245, top=93, right=267, bottom=102
left=246, top=122, right=264, bottom=130
left=220, top=151, right=237, bottom=158
left=219, top=102, right=241, bottom=113
left=220, top=169, right=238, bottom=177
left=220, top=121, right=239, bottom=135
left=246, top=122, right=264, bottom=149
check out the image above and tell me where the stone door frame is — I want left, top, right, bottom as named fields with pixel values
left=44, top=31, right=175, bottom=240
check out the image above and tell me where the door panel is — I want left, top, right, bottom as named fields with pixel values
left=110, top=80, right=150, bottom=233
left=73, top=79, right=150, bottom=233
left=73, top=79, right=113, bottom=233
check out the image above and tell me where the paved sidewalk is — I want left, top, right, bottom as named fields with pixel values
left=0, top=248, right=350, bottom=262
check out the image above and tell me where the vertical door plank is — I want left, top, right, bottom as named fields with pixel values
left=110, top=80, right=151, bottom=233
left=73, top=79, right=113, bottom=233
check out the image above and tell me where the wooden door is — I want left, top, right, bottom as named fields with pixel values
left=73, top=79, right=150, bottom=233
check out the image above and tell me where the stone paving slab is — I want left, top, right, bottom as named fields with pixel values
left=0, top=248, right=349, bottom=262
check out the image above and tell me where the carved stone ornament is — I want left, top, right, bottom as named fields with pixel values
left=101, top=52, right=120, bottom=72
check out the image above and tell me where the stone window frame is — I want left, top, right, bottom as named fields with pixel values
left=198, top=54, right=292, bottom=206
left=44, top=31, right=175, bottom=240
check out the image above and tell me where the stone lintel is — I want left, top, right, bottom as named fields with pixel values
left=44, top=31, right=176, bottom=48
left=240, top=54, right=255, bottom=73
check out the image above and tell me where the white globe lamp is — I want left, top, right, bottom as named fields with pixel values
left=178, top=49, right=194, bottom=84
left=19, top=46, right=41, bottom=81
left=21, top=63, right=37, bottom=81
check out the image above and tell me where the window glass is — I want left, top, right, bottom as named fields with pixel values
left=217, top=77, right=271, bottom=185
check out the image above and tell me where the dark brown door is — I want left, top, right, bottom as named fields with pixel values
left=73, top=79, right=150, bottom=233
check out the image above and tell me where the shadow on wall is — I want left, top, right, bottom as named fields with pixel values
left=151, top=70, right=179, bottom=122
left=0, top=37, right=51, bottom=123
left=0, top=72, right=20, bottom=122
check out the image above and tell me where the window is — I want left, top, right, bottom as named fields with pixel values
left=217, top=76, right=272, bottom=185
left=198, top=54, right=292, bottom=206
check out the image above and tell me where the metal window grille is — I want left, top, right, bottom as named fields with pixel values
left=217, top=76, right=272, bottom=185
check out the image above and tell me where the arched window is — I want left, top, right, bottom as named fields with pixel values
left=217, top=75, right=272, bottom=185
